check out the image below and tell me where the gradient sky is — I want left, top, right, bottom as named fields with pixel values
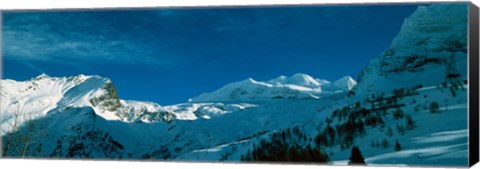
left=2, top=3, right=431, bottom=105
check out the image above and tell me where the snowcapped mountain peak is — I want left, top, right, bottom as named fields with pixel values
left=290, top=73, right=313, bottom=79
left=191, top=73, right=355, bottom=102
left=267, top=76, right=286, bottom=84
left=333, top=76, right=357, bottom=90
left=355, top=3, right=468, bottom=95
left=390, top=3, right=467, bottom=53
left=233, top=77, right=270, bottom=87
left=34, top=73, right=50, bottom=79
left=1, top=74, right=173, bottom=132
left=244, top=77, right=257, bottom=83
left=267, top=73, right=328, bottom=88
left=286, top=73, right=321, bottom=87
left=267, top=73, right=322, bottom=88
left=74, top=73, right=88, bottom=80
left=1, top=74, right=104, bottom=132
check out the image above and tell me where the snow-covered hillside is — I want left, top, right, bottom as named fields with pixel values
left=0, top=2, right=470, bottom=168
left=175, top=84, right=468, bottom=167
left=1, top=74, right=114, bottom=132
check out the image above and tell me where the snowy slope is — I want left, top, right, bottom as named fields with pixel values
left=0, top=74, right=107, bottom=132
left=191, top=73, right=356, bottom=102
left=162, top=103, right=257, bottom=120
left=176, top=85, right=468, bottom=166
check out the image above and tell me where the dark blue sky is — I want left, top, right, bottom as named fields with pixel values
left=2, top=3, right=431, bottom=105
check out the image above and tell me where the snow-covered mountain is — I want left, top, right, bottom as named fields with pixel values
left=1, top=72, right=346, bottom=129
left=191, top=73, right=356, bottom=102
left=333, top=76, right=357, bottom=91
left=0, top=74, right=173, bottom=132
left=355, top=3, right=468, bottom=95
left=0, top=73, right=264, bottom=131
left=0, top=72, right=343, bottom=159
left=0, top=2, right=470, bottom=167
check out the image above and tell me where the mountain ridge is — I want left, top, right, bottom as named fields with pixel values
left=1, top=72, right=349, bottom=131
left=190, top=73, right=356, bottom=102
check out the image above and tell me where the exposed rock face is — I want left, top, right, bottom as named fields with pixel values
left=89, top=81, right=122, bottom=112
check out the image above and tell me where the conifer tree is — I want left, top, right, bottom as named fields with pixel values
left=405, top=115, right=416, bottom=130
left=348, top=146, right=366, bottom=165
left=429, top=102, right=440, bottom=113
left=395, top=139, right=402, bottom=151
left=393, top=108, right=405, bottom=119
